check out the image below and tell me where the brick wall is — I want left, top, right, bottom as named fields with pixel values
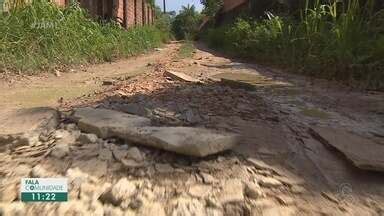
left=146, top=3, right=150, bottom=25
left=71, top=0, right=153, bottom=28
left=115, top=0, right=124, bottom=24
left=123, top=0, right=135, bottom=28
left=142, top=1, right=147, bottom=25
left=135, top=0, right=143, bottom=26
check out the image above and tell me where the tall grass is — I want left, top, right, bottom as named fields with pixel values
left=0, top=0, right=168, bottom=73
left=203, top=0, right=384, bottom=90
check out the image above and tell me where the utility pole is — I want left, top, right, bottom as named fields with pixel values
left=163, top=0, right=166, bottom=13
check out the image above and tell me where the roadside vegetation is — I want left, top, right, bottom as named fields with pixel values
left=171, top=4, right=201, bottom=40
left=177, top=41, right=195, bottom=59
left=0, top=0, right=168, bottom=73
left=202, top=0, right=384, bottom=90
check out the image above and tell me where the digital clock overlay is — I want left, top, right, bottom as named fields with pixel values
left=20, top=178, right=68, bottom=202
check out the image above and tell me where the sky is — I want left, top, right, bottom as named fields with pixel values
left=155, top=0, right=204, bottom=13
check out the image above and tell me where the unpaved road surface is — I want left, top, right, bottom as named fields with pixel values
left=0, top=48, right=173, bottom=110
left=1, top=43, right=384, bottom=215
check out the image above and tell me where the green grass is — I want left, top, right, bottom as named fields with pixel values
left=202, top=0, right=384, bottom=90
left=0, top=0, right=168, bottom=73
left=177, top=42, right=195, bottom=59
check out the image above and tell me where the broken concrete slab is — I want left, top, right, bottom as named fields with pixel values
left=211, top=72, right=265, bottom=90
left=72, top=108, right=238, bottom=157
left=126, top=127, right=239, bottom=157
left=310, top=127, right=384, bottom=172
left=164, top=70, right=200, bottom=83
left=72, top=108, right=151, bottom=139
left=0, top=107, right=59, bottom=136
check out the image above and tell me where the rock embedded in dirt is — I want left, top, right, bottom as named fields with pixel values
left=78, top=133, right=98, bottom=144
left=126, top=147, right=144, bottom=162
left=111, top=144, right=127, bottom=162
left=245, top=181, right=263, bottom=199
left=170, top=197, right=206, bottom=216
left=259, top=177, right=282, bottom=188
left=276, top=195, right=295, bottom=206
left=102, top=80, right=115, bottom=85
left=164, top=70, right=201, bottom=83
left=188, top=185, right=212, bottom=198
left=72, top=108, right=151, bottom=138
left=50, top=143, right=70, bottom=158
left=128, top=127, right=239, bottom=157
left=98, top=148, right=113, bottom=161
left=200, top=172, right=218, bottom=184
left=155, top=163, right=174, bottom=173
left=54, top=129, right=78, bottom=145
left=73, top=108, right=239, bottom=157
left=110, top=145, right=145, bottom=168
left=183, top=109, right=202, bottom=124
left=247, top=157, right=276, bottom=172
left=310, top=127, right=384, bottom=172
left=217, top=179, right=244, bottom=203
left=0, top=107, right=59, bottom=136
left=100, top=178, right=137, bottom=206
left=66, top=168, right=95, bottom=187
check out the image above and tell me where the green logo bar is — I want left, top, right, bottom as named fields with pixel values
left=21, top=178, right=68, bottom=202
left=21, top=192, right=68, bottom=202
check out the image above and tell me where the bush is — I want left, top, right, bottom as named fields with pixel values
left=202, top=0, right=384, bottom=90
left=0, top=0, right=167, bottom=73
left=171, top=5, right=201, bottom=40
left=154, top=6, right=173, bottom=42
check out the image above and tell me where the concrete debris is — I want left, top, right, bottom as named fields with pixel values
left=72, top=108, right=151, bottom=139
left=73, top=108, right=238, bottom=157
left=0, top=107, right=59, bottom=136
left=310, top=127, right=384, bottom=172
left=164, top=70, right=201, bottom=83
left=259, top=177, right=283, bottom=188
left=217, top=179, right=244, bottom=203
left=78, top=133, right=98, bottom=144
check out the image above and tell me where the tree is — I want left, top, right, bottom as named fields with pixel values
left=200, top=0, right=223, bottom=17
left=171, top=4, right=201, bottom=40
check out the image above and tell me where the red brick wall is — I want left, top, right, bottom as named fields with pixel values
left=145, top=3, right=151, bottom=25
left=126, top=0, right=135, bottom=28
left=71, top=0, right=153, bottom=28
left=143, top=3, right=149, bottom=25
left=146, top=5, right=150, bottom=25
left=142, top=2, right=147, bottom=25
left=115, top=0, right=124, bottom=24
left=135, top=0, right=143, bottom=26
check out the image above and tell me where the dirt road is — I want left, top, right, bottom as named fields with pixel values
left=1, top=43, right=383, bottom=215
left=0, top=48, right=173, bottom=110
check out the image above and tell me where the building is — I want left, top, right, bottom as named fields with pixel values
left=65, top=0, right=155, bottom=28
left=1, top=0, right=155, bottom=28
